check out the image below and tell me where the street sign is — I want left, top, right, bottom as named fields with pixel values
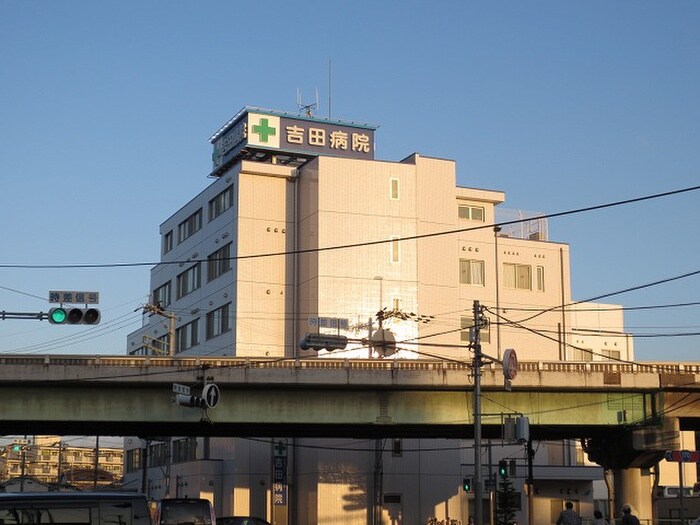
left=202, top=383, right=220, bottom=409
left=308, top=316, right=349, bottom=330
left=49, top=291, right=99, bottom=304
left=502, top=348, right=518, bottom=380
left=172, top=383, right=191, bottom=395
left=665, top=450, right=700, bottom=463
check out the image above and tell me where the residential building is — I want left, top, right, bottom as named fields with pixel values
left=0, top=436, right=123, bottom=490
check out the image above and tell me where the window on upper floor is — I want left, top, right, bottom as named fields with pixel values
left=176, top=263, right=201, bottom=299
left=571, top=348, right=593, bottom=361
left=176, top=319, right=199, bottom=353
left=208, top=242, right=232, bottom=282
left=458, top=204, right=485, bottom=222
left=460, top=259, right=485, bottom=286
left=536, top=265, right=545, bottom=292
left=504, top=263, right=531, bottom=290
left=152, top=281, right=171, bottom=308
left=206, top=303, right=231, bottom=340
left=390, top=237, right=400, bottom=263
left=390, top=178, right=400, bottom=200
left=178, top=209, right=202, bottom=244
left=162, top=230, right=173, bottom=255
left=209, top=185, right=234, bottom=222
left=602, top=349, right=621, bottom=361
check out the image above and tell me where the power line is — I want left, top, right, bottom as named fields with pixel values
left=1, top=184, right=699, bottom=269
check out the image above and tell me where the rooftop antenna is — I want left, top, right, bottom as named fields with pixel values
left=297, top=88, right=319, bottom=117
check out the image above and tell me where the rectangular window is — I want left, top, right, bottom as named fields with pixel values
left=206, top=303, right=231, bottom=340
left=173, top=437, right=197, bottom=463
left=126, top=449, right=142, bottom=473
left=209, top=185, right=234, bottom=222
left=178, top=209, right=202, bottom=244
left=461, top=316, right=490, bottom=343
left=458, top=204, right=485, bottom=222
left=572, top=348, right=593, bottom=361
left=176, top=319, right=199, bottom=353
left=536, top=266, right=545, bottom=292
left=152, top=281, right=171, bottom=308
left=390, top=237, right=400, bottom=263
left=602, top=349, right=621, bottom=361
left=459, top=259, right=485, bottom=286
left=176, top=263, right=201, bottom=299
left=504, top=263, right=532, bottom=290
left=390, top=178, right=400, bottom=200
left=162, top=230, right=173, bottom=254
left=208, top=242, right=232, bottom=282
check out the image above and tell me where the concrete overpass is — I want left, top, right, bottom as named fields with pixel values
left=0, top=354, right=697, bottom=443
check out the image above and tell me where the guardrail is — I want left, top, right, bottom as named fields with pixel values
left=0, top=354, right=697, bottom=375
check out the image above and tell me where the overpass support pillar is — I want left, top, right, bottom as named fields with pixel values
left=612, top=468, right=653, bottom=523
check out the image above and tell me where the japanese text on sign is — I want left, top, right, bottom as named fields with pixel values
left=49, top=291, right=100, bottom=304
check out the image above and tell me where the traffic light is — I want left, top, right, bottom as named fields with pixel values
left=462, top=476, right=473, bottom=492
left=498, top=460, right=508, bottom=478
left=299, top=333, right=348, bottom=351
left=175, top=394, right=207, bottom=408
left=49, top=307, right=100, bottom=325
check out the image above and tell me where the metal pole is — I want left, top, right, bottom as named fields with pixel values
left=93, top=436, right=100, bottom=489
left=493, top=226, right=502, bottom=360
left=473, top=300, right=483, bottom=525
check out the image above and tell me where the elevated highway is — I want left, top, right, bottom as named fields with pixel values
left=0, top=355, right=697, bottom=445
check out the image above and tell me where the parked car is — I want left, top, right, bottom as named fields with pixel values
left=156, top=498, right=216, bottom=525
left=217, top=517, right=270, bottom=525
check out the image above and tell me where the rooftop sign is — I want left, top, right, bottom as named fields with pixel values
left=210, top=107, right=377, bottom=175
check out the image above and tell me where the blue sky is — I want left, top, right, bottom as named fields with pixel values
left=0, top=1, right=698, bottom=362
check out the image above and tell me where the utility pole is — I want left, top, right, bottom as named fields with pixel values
left=472, top=300, right=484, bottom=525
left=141, top=304, right=177, bottom=356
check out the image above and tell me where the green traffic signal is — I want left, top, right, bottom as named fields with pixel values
left=498, top=460, right=508, bottom=477
left=49, top=307, right=67, bottom=324
left=48, top=307, right=101, bottom=325
left=462, top=476, right=472, bottom=492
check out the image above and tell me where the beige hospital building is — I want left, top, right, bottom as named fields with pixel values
left=123, top=107, right=694, bottom=524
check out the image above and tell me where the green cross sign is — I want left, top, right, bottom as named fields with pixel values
left=251, top=118, right=276, bottom=142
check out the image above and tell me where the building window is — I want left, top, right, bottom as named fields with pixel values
left=208, top=243, right=232, bottom=282
left=536, top=266, right=545, bottom=292
left=460, top=259, right=485, bottom=286
left=173, top=437, right=197, bottom=463
left=152, top=281, right=171, bottom=308
left=148, top=442, right=169, bottom=468
left=461, top=316, right=490, bottom=343
left=572, top=348, right=593, bottom=361
left=162, top=230, right=173, bottom=254
left=206, top=303, right=231, bottom=340
left=176, top=319, right=199, bottom=353
left=504, top=263, right=532, bottom=290
left=177, top=209, right=202, bottom=244
left=125, top=449, right=142, bottom=473
left=177, top=263, right=201, bottom=299
left=209, top=185, right=234, bottom=222
left=458, top=204, right=485, bottom=222
left=602, top=349, right=621, bottom=361
left=391, top=237, right=400, bottom=263
left=390, top=178, right=400, bottom=200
